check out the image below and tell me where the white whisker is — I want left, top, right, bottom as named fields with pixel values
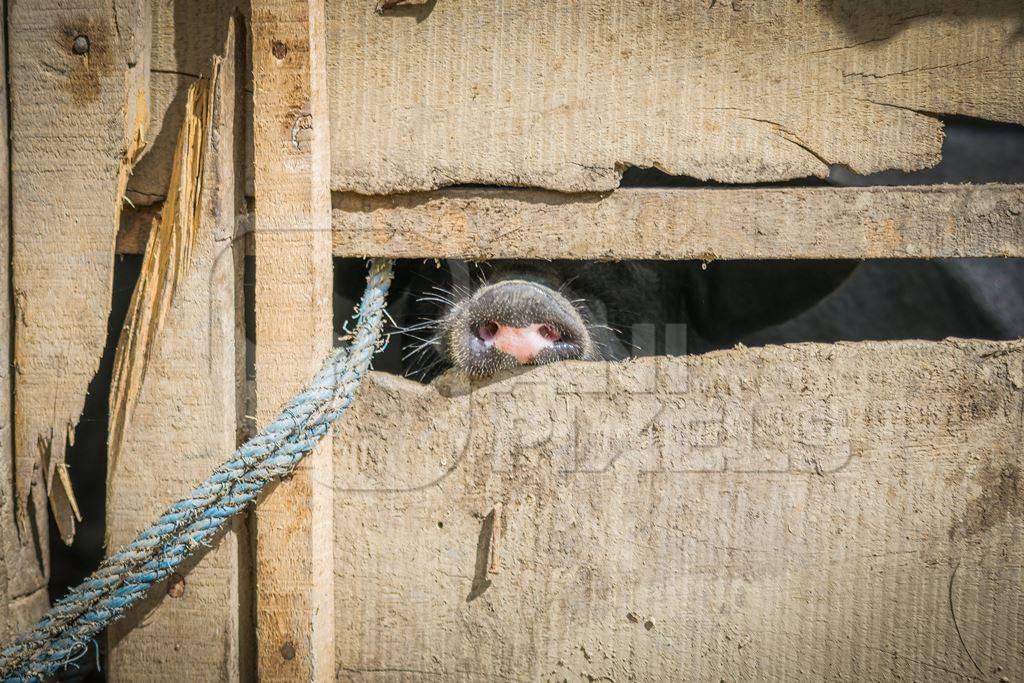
left=415, top=295, right=457, bottom=306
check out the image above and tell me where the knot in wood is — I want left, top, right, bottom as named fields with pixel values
left=72, top=34, right=90, bottom=55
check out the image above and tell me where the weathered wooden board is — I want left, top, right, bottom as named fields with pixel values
left=334, top=339, right=1024, bottom=680
left=332, top=184, right=1024, bottom=260
left=9, top=0, right=150, bottom=546
left=0, top=20, right=48, bottom=640
left=123, top=185, right=1024, bottom=259
left=327, top=0, right=1024, bottom=193
left=251, top=0, right=335, bottom=680
left=105, top=22, right=247, bottom=683
left=138, top=1, right=1024, bottom=196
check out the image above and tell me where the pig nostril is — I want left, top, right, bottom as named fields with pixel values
left=538, top=324, right=561, bottom=342
left=477, top=321, right=499, bottom=342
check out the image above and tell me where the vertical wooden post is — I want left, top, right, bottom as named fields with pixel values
left=251, top=1, right=335, bottom=680
left=0, top=9, right=49, bottom=636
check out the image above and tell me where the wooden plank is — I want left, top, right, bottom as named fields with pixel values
left=0, top=17, right=48, bottom=640
left=334, top=339, right=1024, bottom=680
left=9, top=0, right=150, bottom=546
left=327, top=0, right=1024, bottom=193
left=120, top=184, right=1024, bottom=259
left=251, top=0, right=335, bottom=680
left=332, top=185, right=1024, bottom=260
left=105, top=20, right=247, bottom=682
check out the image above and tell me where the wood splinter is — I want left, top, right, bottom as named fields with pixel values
left=487, top=502, right=502, bottom=575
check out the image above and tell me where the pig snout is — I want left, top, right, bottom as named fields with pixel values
left=443, top=279, right=593, bottom=376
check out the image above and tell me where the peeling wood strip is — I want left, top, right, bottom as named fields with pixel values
left=251, top=0, right=335, bottom=680
left=330, top=185, right=1024, bottom=260
left=10, top=0, right=151, bottom=548
left=108, top=61, right=218, bottom=490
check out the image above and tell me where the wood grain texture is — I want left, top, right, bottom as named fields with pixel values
left=105, top=22, right=247, bottom=682
left=251, top=0, right=335, bottom=680
left=327, top=0, right=1024, bottom=193
left=9, top=0, right=151, bottom=546
left=334, top=339, right=1024, bottom=681
left=332, top=184, right=1024, bottom=260
left=0, top=18, right=49, bottom=639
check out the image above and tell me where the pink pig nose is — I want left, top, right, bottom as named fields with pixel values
left=477, top=321, right=561, bottom=363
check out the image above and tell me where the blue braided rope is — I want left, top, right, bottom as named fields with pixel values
left=0, top=258, right=394, bottom=682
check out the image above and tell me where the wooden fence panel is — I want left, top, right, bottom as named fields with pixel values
left=334, top=339, right=1024, bottom=681
left=0, top=17, right=48, bottom=639
left=9, top=0, right=150, bottom=550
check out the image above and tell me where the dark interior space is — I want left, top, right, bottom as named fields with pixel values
left=335, top=256, right=1024, bottom=382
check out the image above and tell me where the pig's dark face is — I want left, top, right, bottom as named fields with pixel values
left=402, top=261, right=643, bottom=379
left=441, top=277, right=594, bottom=376
left=440, top=278, right=593, bottom=374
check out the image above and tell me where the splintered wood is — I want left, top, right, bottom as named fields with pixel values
left=127, top=0, right=242, bottom=206
left=334, top=339, right=1024, bottom=680
left=332, top=185, right=1024, bottom=260
left=9, top=0, right=150, bottom=549
left=108, top=59, right=218, bottom=491
left=251, top=0, right=335, bottom=681
left=327, top=1, right=1024, bottom=193
left=106, top=22, right=246, bottom=683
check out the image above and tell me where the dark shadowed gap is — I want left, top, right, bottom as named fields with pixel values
left=243, top=254, right=255, bottom=399
left=48, top=254, right=142, bottom=683
left=741, top=258, right=1024, bottom=348
left=339, top=257, right=1024, bottom=384
left=334, top=258, right=407, bottom=376
left=618, top=167, right=831, bottom=188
